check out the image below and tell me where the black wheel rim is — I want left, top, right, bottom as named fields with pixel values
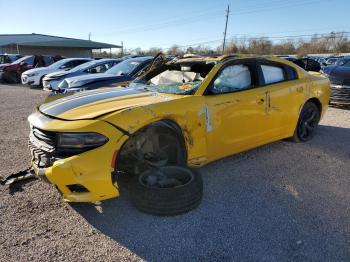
left=139, top=167, right=194, bottom=189
left=298, top=107, right=319, bottom=140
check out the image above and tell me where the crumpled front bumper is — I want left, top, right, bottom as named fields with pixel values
left=28, top=112, right=128, bottom=202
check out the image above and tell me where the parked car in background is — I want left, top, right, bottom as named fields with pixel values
left=282, top=57, right=321, bottom=72
left=317, top=57, right=327, bottom=67
left=0, top=54, right=23, bottom=81
left=21, top=58, right=92, bottom=88
left=322, top=57, right=350, bottom=104
left=292, top=58, right=321, bottom=72
left=57, top=56, right=154, bottom=94
left=42, top=58, right=122, bottom=91
left=325, top=56, right=343, bottom=66
left=0, top=54, right=23, bottom=64
left=1, top=55, right=63, bottom=83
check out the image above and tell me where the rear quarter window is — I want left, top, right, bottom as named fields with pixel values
left=261, top=65, right=285, bottom=84
left=284, top=65, right=298, bottom=80
left=259, top=62, right=298, bottom=85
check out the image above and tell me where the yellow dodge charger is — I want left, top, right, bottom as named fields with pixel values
left=28, top=55, right=330, bottom=210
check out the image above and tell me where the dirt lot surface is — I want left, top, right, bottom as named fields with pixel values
left=0, top=84, right=349, bottom=261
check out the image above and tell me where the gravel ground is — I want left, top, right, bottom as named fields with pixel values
left=0, top=84, right=349, bottom=262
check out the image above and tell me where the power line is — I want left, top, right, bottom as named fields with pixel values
left=93, top=0, right=329, bottom=37
left=155, top=26, right=350, bottom=48
left=160, top=31, right=350, bottom=51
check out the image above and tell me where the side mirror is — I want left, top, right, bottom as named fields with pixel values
left=20, top=62, right=27, bottom=66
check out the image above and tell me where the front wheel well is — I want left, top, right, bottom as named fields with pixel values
left=115, top=119, right=187, bottom=176
left=39, top=74, right=46, bottom=87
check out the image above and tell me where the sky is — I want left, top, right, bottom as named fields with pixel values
left=0, top=0, right=349, bottom=51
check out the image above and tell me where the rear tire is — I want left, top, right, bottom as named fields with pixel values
left=129, top=166, right=203, bottom=216
left=291, top=102, right=320, bottom=142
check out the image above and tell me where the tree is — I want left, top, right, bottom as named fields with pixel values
left=145, top=47, right=163, bottom=56
left=167, top=45, right=184, bottom=56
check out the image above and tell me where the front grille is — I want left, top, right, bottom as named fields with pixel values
left=29, top=126, right=57, bottom=168
left=32, top=127, right=56, bottom=146
left=330, top=86, right=350, bottom=103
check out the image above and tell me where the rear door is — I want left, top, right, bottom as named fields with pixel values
left=256, top=60, right=305, bottom=137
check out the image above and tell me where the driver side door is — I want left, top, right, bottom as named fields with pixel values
left=204, top=60, right=272, bottom=161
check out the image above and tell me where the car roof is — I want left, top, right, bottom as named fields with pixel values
left=96, top=58, right=122, bottom=62
left=125, top=56, right=154, bottom=62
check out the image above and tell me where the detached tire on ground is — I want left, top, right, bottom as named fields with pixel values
left=129, top=166, right=203, bottom=216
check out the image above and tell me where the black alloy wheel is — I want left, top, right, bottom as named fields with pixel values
left=293, top=102, right=320, bottom=142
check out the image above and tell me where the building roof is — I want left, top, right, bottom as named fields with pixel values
left=0, top=33, right=121, bottom=49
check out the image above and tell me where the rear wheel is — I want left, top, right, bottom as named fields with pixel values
left=291, top=102, right=320, bottom=142
left=33, top=75, right=46, bottom=89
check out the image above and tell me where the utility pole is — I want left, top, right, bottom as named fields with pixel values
left=88, top=32, right=91, bottom=41
left=222, top=5, right=230, bottom=54
left=121, top=41, right=124, bottom=56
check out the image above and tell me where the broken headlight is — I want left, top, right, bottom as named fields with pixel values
left=57, top=132, right=108, bottom=150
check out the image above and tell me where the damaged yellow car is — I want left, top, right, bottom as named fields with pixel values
left=28, top=55, right=330, bottom=214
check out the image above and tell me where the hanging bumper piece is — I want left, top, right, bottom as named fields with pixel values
left=0, top=168, right=36, bottom=186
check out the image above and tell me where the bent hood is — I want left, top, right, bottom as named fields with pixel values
left=64, top=73, right=120, bottom=88
left=39, top=87, right=179, bottom=120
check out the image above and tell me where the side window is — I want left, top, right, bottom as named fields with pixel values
left=261, top=65, right=284, bottom=84
left=343, top=60, right=350, bottom=67
left=106, top=62, right=117, bottom=69
left=135, top=63, right=151, bottom=77
left=60, top=61, right=74, bottom=69
left=43, top=56, right=53, bottom=66
left=211, top=64, right=252, bottom=94
left=98, top=64, right=108, bottom=72
left=87, top=64, right=107, bottom=73
left=26, top=56, right=35, bottom=66
left=285, top=65, right=298, bottom=80
left=74, top=60, right=88, bottom=67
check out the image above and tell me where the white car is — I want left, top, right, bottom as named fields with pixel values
left=42, top=58, right=121, bottom=91
left=21, top=58, right=92, bottom=87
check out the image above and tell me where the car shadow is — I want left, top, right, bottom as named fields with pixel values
left=70, top=124, right=350, bottom=261
left=8, top=177, right=38, bottom=195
